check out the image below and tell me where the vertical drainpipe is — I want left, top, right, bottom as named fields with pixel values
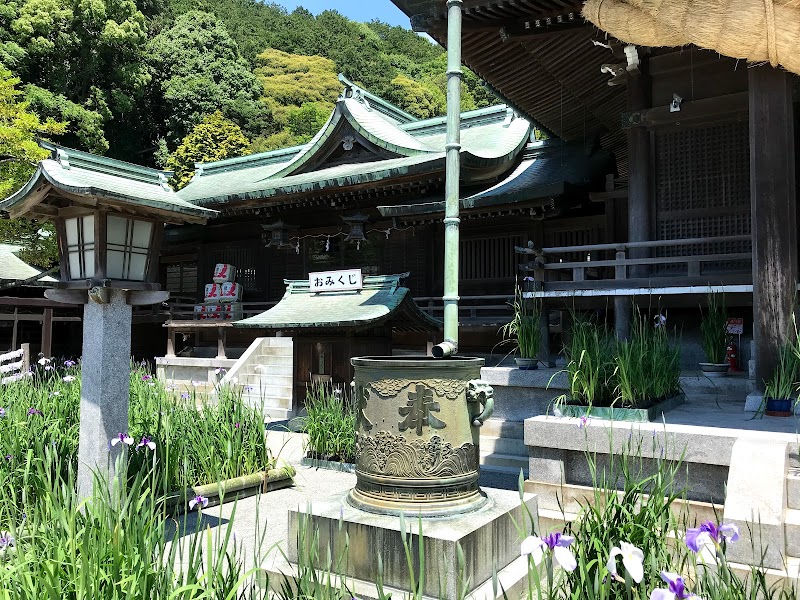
left=432, top=0, right=462, bottom=359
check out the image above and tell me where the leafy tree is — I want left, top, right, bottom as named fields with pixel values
left=1, top=0, right=151, bottom=155
left=0, top=66, right=64, bottom=268
left=147, top=11, right=270, bottom=145
left=383, top=75, right=445, bottom=120
left=167, top=111, right=249, bottom=189
left=285, top=102, right=329, bottom=138
left=254, top=49, right=340, bottom=110
left=248, top=129, right=305, bottom=154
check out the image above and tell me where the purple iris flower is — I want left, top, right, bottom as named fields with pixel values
left=27, top=408, right=42, bottom=417
left=141, top=374, right=152, bottom=381
left=520, top=532, right=577, bottom=571
left=5, top=455, right=12, bottom=461
left=189, top=495, right=209, bottom=510
left=577, top=415, right=590, bottom=429
left=181, top=392, right=190, bottom=400
left=110, top=433, right=134, bottom=447
left=64, top=360, right=76, bottom=367
left=137, top=436, right=156, bottom=451
left=234, top=422, right=241, bottom=429
left=0, top=532, right=14, bottom=550
left=650, top=571, right=702, bottom=600
left=686, top=521, right=739, bottom=553
left=0, top=408, right=6, bottom=418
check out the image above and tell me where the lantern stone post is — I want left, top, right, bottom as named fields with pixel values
left=0, top=142, right=215, bottom=501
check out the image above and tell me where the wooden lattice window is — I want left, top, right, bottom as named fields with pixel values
left=460, top=234, right=524, bottom=281
left=654, top=121, right=751, bottom=272
left=164, top=261, right=198, bottom=296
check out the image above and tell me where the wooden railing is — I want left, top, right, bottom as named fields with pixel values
left=414, top=295, right=513, bottom=326
left=517, top=235, right=753, bottom=291
left=0, top=343, right=30, bottom=385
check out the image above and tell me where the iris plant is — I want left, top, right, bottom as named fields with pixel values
left=607, top=541, right=644, bottom=583
left=650, top=571, right=703, bottom=600
left=111, top=433, right=134, bottom=447
left=137, top=437, right=156, bottom=451
left=189, top=495, right=208, bottom=510
left=521, top=532, right=577, bottom=571
left=685, top=521, right=739, bottom=564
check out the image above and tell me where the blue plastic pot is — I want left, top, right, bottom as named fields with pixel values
left=765, top=398, right=794, bottom=417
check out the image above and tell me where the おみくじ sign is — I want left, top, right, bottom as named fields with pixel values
left=309, top=269, right=363, bottom=292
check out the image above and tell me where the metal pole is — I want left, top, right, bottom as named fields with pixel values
left=433, top=0, right=462, bottom=358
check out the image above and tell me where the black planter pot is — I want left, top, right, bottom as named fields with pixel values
left=765, top=397, right=794, bottom=417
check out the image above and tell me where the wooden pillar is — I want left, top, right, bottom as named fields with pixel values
left=749, top=65, right=797, bottom=388
left=11, top=309, right=18, bottom=350
left=166, top=328, right=176, bottom=358
left=627, top=63, right=653, bottom=278
left=41, top=308, right=53, bottom=358
left=216, top=326, right=227, bottom=359
left=539, top=302, right=555, bottom=367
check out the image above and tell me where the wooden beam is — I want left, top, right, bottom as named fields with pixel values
left=0, top=296, right=81, bottom=308
left=622, top=92, right=748, bottom=130
left=749, top=65, right=797, bottom=389
left=41, top=308, right=53, bottom=358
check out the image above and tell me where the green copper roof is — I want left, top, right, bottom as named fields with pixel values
left=181, top=153, right=447, bottom=205
left=377, top=141, right=615, bottom=218
left=2, top=143, right=216, bottom=224
left=177, top=79, right=532, bottom=206
left=0, top=244, right=56, bottom=283
left=234, top=274, right=441, bottom=333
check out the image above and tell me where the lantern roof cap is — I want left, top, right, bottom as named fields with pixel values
left=1, top=142, right=216, bottom=224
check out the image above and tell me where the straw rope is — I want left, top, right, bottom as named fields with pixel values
left=583, top=0, right=800, bottom=75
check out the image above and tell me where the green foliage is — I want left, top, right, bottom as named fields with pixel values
left=0, top=66, right=65, bottom=200
left=556, top=311, right=681, bottom=409
left=700, top=292, right=728, bottom=364
left=249, top=129, right=306, bottom=154
left=560, top=314, right=615, bottom=408
left=614, top=312, right=681, bottom=407
left=166, top=111, right=250, bottom=190
left=501, top=286, right=542, bottom=360
left=0, top=219, right=59, bottom=268
left=0, top=0, right=151, bottom=154
left=299, top=382, right=356, bottom=462
left=254, top=48, right=340, bottom=112
left=383, top=74, right=445, bottom=120
left=147, top=10, right=269, bottom=144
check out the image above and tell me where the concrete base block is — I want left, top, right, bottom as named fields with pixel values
left=286, top=488, right=538, bottom=600
left=744, top=390, right=763, bottom=412
left=723, top=438, right=787, bottom=570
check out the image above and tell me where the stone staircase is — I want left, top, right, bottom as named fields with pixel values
left=479, top=418, right=528, bottom=488
left=221, top=337, right=294, bottom=420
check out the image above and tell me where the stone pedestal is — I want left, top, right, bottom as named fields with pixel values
left=283, top=488, right=538, bottom=600
left=77, top=289, right=133, bottom=501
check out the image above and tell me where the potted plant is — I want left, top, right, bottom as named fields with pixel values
left=699, top=292, right=729, bottom=377
left=501, top=287, right=542, bottom=370
left=763, top=342, right=798, bottom=417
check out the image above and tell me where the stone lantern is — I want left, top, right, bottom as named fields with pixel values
left=0, top=142, right=215, bottom=500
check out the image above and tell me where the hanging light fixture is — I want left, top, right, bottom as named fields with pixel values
left=261, top=220, right=294, bottom=249
left=341, top=213, right=370, bottom=245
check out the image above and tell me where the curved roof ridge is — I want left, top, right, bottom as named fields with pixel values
left=338, top=74, right=418, bottom=124
left=194, top=144, right=305, bottom=176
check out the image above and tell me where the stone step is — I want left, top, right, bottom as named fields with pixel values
left=525, top=480, right=721, bottom=525
left=264, top=337, right=293, bottom=348
left=480, top=435, right=527, bottom=457
left=243, top=392, right=292, bottom=410
left=260, top=347, right=293, bottom=358
left=251, top=364, right=293, bottom=377
left=788, top=468, right=800, bottom=510
left=480, top=452, right=528, bottom=472
left=786, top=509, right=800, bottom=557
left=538, top=507, right=579, bottom=532
left=478, top=418, right=524, bottom=439
left=245, top=373, right=293, bottom=386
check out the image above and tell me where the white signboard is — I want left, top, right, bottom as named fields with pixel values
left=726, top=317, right=744, bottom=335
left=309, top=269, right=363, bottom=292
